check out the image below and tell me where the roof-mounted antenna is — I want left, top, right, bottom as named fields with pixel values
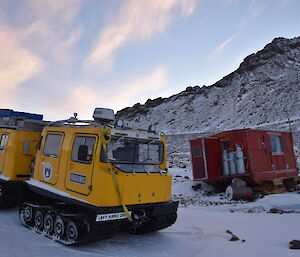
left=67, top=112, right=78, bottom=123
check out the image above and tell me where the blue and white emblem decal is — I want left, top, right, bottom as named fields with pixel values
left=43, top=163, right=52, bottom=181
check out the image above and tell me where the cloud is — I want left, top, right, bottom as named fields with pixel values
left=0, top=0, right=84, bottom=71
left=107, top=65, right=168, bottom=108
left=84, top=0, right=197, bottom=72
left=211, top=33, right=238, bottom=57
left=19, top=0, right=83, bottom=68
left=26, top=0, right=82, bottom=24
left=0, top=25, right=42, bottom=107
left=223, top=0, right=236, bottom=6
left=279, top=0, right=296, bottom=5
left=0, top=0, right=84, bottom=109
left=239, top=0, right=270, bottom=26
left=43, top=65, right=168, bottom=119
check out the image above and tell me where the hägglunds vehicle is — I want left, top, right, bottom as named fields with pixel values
left=19, top=108, right=178, bottom=245
left=0, top=109, right=45, bottom=208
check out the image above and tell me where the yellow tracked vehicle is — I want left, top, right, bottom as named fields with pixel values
left=20, top=108, right=178, bottom=245
left=0, top=109, right=45, bottom=208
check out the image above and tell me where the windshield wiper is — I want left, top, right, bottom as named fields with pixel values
left=115, top=135, right=126, bottom=143
left=146, top=139, right=158, bottom=145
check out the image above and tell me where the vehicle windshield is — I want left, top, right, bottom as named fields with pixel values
left=101, top=136, right=163, bottom=165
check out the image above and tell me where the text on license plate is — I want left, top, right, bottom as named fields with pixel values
left=96, top=212, right=131, bottom=222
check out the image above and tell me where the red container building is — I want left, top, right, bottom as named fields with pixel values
left=190, top=129, right=298, bottom=187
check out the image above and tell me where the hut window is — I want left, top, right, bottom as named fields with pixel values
left=270, top=135, right=282, bottom=153
left=192, top=146, right=202, bottom=158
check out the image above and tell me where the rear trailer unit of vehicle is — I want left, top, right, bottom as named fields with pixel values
left=0, top=109, right=45, bottom=208
left=20, top=108, right=178, bottom=245
left=190, top=129, right=299, bottom=199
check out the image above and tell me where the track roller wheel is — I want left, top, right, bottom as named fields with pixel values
left=34, top=210, right=44, bottom=230
left=54, top=217, right=65, bottom=238
left=66, top=221, right=79, bottom=242
left=0, top=183, right=3, bottom=198
left=19, top=204, right=34, bottom=225
left=24, top=206, right=34, bottom=222
left=44, top=214, right=54, bottom=234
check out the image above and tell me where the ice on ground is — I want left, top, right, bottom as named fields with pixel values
left=0, top=207, right=299, bottom=257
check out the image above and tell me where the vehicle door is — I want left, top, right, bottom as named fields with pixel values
left=65, top=134, right=98, bottom=196
left=0, top=133, right=9, bottom=173
left=38, top=132, right=64, bottom=185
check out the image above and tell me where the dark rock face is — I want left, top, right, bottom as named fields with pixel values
left=117, top=36, right=300, bottom=128
left=238, top=37, right=298, bottom=73
left=116, top=84, right=210, bottom=119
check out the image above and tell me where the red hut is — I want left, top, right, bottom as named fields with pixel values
left=190, top=129, right=299, bottom=198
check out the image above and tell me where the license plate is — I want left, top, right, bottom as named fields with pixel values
left=96, top=211, right=131, bottom=222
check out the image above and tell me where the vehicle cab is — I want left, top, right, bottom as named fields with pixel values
left=29, top=108, right=173, bottom=208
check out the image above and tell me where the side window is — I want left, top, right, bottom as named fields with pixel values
left=0, top=134, right=9, bottom=152
left=71, top=136, right=96, bottom=163
left=270, top=135, right=282, bottom=153
left=43, top=134, right=63, bottom=158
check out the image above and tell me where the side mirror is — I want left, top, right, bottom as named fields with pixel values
left=78, top=145, right=88, bottom=161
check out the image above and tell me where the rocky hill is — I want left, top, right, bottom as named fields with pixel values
left=116, top=36, right=300, bottom=168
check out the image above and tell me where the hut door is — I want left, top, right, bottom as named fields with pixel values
left=190, top=139, right=207, bottom=179
left=267, top=134, right=286, bottom=171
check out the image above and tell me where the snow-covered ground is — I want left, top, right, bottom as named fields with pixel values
left=0, top=206, right=299, bottom=257
left=0, top=168, right=299, bottom=257
left=171, top=168, right=300, bottom=212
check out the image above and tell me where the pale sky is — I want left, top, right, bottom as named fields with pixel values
left=0, top=0, right=299, bottom=120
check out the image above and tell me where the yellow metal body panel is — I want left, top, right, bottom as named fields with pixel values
left=33, top=126, right=172, bottom=207
left=0, top=128, right=40, bottom=181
